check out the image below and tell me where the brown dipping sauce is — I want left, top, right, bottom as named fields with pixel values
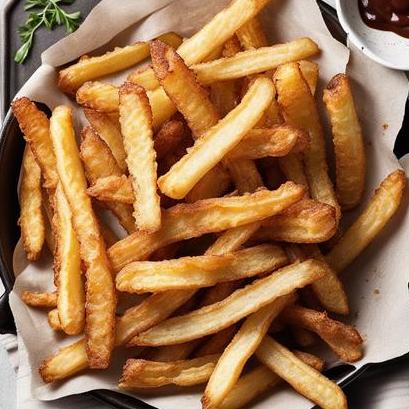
left=358, top=0, right=409, bottom=38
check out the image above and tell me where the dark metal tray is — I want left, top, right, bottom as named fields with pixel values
left=0, top=1, right=408, bottom=408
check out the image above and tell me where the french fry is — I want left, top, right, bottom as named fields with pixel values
left=39, top=185, right=303, bottom=381
left=299, top=60, right=319, bottom=96
left=192, top=38, right=320, bottom=84
left=21, top=291, right=57, bottom=308
left=119, top=83, right=161, bottom=232
left=119, top=354, right=220, bottom=389
left=185, top=166, right=232, bottom=202
left=80, top=126, right=135, bottom=233
left=323, top=74, right=366, bottom=209
left=236, top=16, right=267, bottom=49
left=274, top=62, right=340, bottom=219
left=256, top=336, right=347, bottom=409
left=87, top=175, right=133, bottom=204
left=158, top=77, right=275, bottom=199
left=326, top=170, right=406, bottom=273
left=195, top=325, right=237, bottom=356
left=54, top=183, right=85, bottom=335
left=219, top=351, right=324, bottom=409
left=151, top=40, right=220, bottom=139
left=255, top=199, right=337, bottom=243
left=19, top=146, right=45, bottom=260
left=128, top=0, right=270, bottom=91
left=210, top=81, right=239, bottom=118
left=76, top=82, right=176, bottom=129
left=129, top=259, right=326, bottom=347
left=12, top=98, right=58, bottom=189
left=282, top=305, right=363, bottom=362
left=202, top=294, right=294, bottom=408
left=128, top=65, right=161, bottom=91
left=39, top=339, right=88, bottom=382
left=108, top=183, right=305, bottom=271
left=150, top=39, right=234, bottom=199
left=48, top=308, right=62, bottom=331
left=228, top=125, right=309, bottom=160
left=278, top=154, right=309, bottom=188
left=302, top=245, right=349, bottom=315
left=147, top=342, right=199, bottom=362
left=154, top=120, right=185, bottom=159
left=50, top=105, right=116, bottom=368
left=58, top=32, right=183, bottom=94
left=116, top=245, right=288, bottom=293
left=173, top=0, right=270, bottom=65
left=84, top=109, right=127, bottom=172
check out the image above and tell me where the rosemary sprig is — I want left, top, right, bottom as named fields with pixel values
left=15, top=0, right=81, bottom=64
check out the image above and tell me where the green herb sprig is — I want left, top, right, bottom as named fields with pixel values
left=15, top=0, right=81, bottom=64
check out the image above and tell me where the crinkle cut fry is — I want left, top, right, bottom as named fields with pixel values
left=108, top=183, right=305, bottom=271
left=50, top=106, right=115, bottom=368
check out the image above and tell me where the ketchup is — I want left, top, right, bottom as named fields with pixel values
left=358, top=0, right=409, bottom=38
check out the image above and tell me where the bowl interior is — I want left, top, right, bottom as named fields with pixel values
left=336, top=0, right=409, bottom=70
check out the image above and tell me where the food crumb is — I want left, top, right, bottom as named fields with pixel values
left=374, top=289, right=380, bottom=295
left=383, top=123, right=389, bottom=130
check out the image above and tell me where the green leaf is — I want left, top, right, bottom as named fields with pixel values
left=15, top=0, right=81, bottom=64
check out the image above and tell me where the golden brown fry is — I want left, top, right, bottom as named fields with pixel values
left=158, top=77, right=275, bottom=199
left=302, top=245, right=349, bottom=315
left=151, top=40, right=220, bottom=139
left=76, top=82, right=176, bottom=130
left=39, top=339, right=88, bottom=382
left=195, top=325, right=237, bottom=357
left=21, top=291, right=57, bottom=308
left=299, top=60, right=319, bottom=96
left=147, top=342, right=199, bottom=362
left=202, top=294, right=294, bottom=408
left=58, top=32, right=183, bottom=94
left=119, top=83, right=161, bottom=232
left=154, top=120, right=185, bottom=159
left=84, top=109, right=127, bottom=173
left=50, top=105, right=115, bottom=368
left=119, top=354, right=220, bottom=389
left=278, top=154, right=309, bottom=188
left=76, top=81, right=119, bottom=112
left=323, top=74, right=366, bottom=209
left=177, top=0, right=269, bottom=65
left=228, top=125, right=309, bottom=160
left=129, top=260, right=326, bottom=347
left=185, top=166, right=232, bottom=202
left=256, top=336, right=346, bottom=409
left=210, top=81, right=239, bottom=118
left=54, top=183, right=85, bottom=335
left=48, top=308, right=62, bottom=331
left=274, top=62, right=340, bottom=219
left=108, top=183, right=305, bottom=271
left=192, top=38, right=320, bottom=84
left=19, top=146, right=45, bottom=260
left=87, top=175, right=133, bottom=204
left=236, top=16, right=267, bottom=49
left=219, top=351, right=324, bottom=409
left=326, top=169, right=406, bottom=273
left=116, top=244, right=288, bottom=293
left=12, top=98, right=58, bottom=189
left=80, top=126, right=135, bottom=233
left=255, top=199, right=337, bottom=243
left=128, top=66, right=160, bottom=90
left=282, top=305, right=363, bottom=362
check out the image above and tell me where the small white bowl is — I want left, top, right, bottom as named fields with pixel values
left=336, top=0, right=409, bottom=70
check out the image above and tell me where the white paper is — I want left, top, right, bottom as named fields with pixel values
left=7, top=0, right=409, bottom=408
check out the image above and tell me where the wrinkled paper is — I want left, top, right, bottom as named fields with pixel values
left=8, top=0, right=409, bottom=408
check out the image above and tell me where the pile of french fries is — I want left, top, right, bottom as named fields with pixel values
left=12, top=0, right=406, bottom=408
